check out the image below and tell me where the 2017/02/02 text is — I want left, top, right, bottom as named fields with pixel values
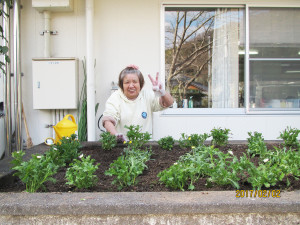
left=236, top=190, right=281, bottom=198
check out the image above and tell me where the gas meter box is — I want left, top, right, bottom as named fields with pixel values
left=32, top=58, right=78, bottom=109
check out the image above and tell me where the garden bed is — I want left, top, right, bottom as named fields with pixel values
left=0, top=141, right=299, bottom=193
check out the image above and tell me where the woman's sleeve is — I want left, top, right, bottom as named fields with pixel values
left=147, top=89, right=165, bottom=112
left=102, top=93, right=120, bottom=126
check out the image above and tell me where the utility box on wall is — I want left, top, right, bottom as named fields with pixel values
left=32, top=58, right=78, bottom=109
left=32, top=0, right=74, bottom=12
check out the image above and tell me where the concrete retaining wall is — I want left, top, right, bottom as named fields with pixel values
left=0, top=191, right=299, bottom=224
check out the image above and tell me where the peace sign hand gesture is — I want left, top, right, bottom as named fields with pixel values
left=148, top=72, right=166, bottom=96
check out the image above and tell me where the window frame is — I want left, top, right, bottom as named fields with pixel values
left=160, top=4, right=300, bottom=115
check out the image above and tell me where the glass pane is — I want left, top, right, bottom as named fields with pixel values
left=250, top=60, right=300, bottom=109
left=165, top=7, right=245, bottom=108
left=249, top=8, right=300, bottom=58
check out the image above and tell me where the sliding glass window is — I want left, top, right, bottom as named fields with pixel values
left=164, top=6, right=300, bottom=112
left=164, top=7, right=245, bottom=108
left=249, top=8, right=300, bottom=110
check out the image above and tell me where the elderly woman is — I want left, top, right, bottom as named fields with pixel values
left=102, top=65, right=173, bottom=141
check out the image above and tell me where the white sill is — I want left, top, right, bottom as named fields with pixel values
left=161, top=108, right=246, bottom=115
left=161, top=108, right=300, bottom=116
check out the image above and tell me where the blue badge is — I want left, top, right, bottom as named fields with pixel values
left=141, top=112, right=147, bottom=119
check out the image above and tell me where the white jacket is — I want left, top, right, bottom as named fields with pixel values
left=102, top=88, right=165, bottom=135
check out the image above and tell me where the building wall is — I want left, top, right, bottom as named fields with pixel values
left=153, top=112, right=300, bottom=140
left=21, top=0, right=86, bottom=144
left=18, top=0, right=300, bottom=144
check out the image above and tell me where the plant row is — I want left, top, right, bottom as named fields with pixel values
left=101, top=125, right=300, bottom=191
left=11, top=125, right=152, bottom=192
left=11, top=126, right=299, bottom=192
left=11, top=134, right=99, bottom=192
left=100, top=126, right=300, bottom=151
left=158, top=140, right=299, bottom=191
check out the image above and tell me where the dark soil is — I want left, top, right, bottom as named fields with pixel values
left=1, top=142, right=299, bottom=192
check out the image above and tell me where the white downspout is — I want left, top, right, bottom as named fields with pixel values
left=43, top=10, right=56, bottom=138
left=13, top=0, right=22, bottom=151
left=44, top=11, right=51, bottom=58
left=86, top=0, right=96, bottom=141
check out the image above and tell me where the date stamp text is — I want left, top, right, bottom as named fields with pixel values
left=236, top=190, right=281, bottom=198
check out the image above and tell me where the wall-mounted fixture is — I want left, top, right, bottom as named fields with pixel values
left=238, top=49, right=259, bottom=55
left=32, top=58, right=78, bottom=110
left=32, top=0, right=74, bottom=12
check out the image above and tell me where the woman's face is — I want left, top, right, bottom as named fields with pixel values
left=123, top=73, right=141, bottom=100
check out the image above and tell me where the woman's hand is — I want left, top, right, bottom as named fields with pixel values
left=148, top=72, right=166, bottom=96
left=104, top=120, right=128, bottom=143
left=115, top=133, right=128, bottom=142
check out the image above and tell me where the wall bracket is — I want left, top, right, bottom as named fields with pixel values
left=40, top=30, right=58, bottom=35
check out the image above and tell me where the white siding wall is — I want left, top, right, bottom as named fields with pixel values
left=153, top=112, right=300, bottom=141
left=18, top=0, right=300, bottom=144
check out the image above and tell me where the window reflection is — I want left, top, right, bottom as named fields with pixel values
left=165, top=7, right=245, bottom=108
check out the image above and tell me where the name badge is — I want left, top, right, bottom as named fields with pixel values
left=141, top=112, right=147, bottom=119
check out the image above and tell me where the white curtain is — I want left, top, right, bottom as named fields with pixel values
left=211, top=8, right=239, bottom=108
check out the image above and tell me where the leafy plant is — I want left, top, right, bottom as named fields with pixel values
left=105, top=148, right=151, bottom=190
left=247, top=131, right=268, bottom=157
left=158, top=161, right=195, bottom=191
left=78, top=58, right=99, bottom=141
left=246, top=162, right=284, bottom=190
left=158, top=145, right=214, bottom=190
left=210, top=127, right=231, bottom=146
left=178, top=133, right=209, bottom=149
left=10, top=134, right=82, bottom=192
left=158, top=136, right=175, bottom=150
left=10, top=150, right=25, bottom=169
left=0, top=0, right=12, bottom=73
left=100, top=131, right=117, bottom=150
left=178, top=133, right=190, bottom=148
left=275, top=147, right=300, bottom=181
left=243, top=144, right=300, bottom=190
left=189, top=133, right=209, bottom=147
left=56, top=134, right=81, bottom=164
left=44, top=145, right=66, bottom=168
left=65, top=154, right=100, bottom=189
left=125, top=125, right=151, bottom=149
left=258, top=146, right=300, bottom=187
left=206, top=151, right=240, bottom=189
left=11, top=151, right=59, bottom=193
left=159, top=145, right=260, bottom=191
left=278, top=126, right=300, bottom=148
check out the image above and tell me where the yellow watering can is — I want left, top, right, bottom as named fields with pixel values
left=53, top=114, right=78, bottom=144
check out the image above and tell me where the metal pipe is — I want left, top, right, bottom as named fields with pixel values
left=13, top=0, right=22, bottom=151
left=52, top=109, right=55, bottom=138
left=43, top=11, right=51, bottom=58
left=3, top=1, right=11, bottom=156
left=43, top=11, right=55, bottom=138
left=86, top=0, right=96, bottom=141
